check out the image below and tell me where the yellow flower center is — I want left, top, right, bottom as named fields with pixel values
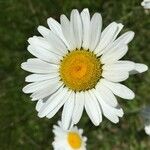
left=68, top=132, right=82, bottom=149
left=60, top=50, right=102, bottom=91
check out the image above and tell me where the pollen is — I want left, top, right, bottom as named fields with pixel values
left=67, top=132, right=82, bottom=149
left=59, top=50, right=102, bottom=91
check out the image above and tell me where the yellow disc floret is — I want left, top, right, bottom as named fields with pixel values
left=60, top=50, right=102, bottom=91
left=68, top=132, right=82, bottom=149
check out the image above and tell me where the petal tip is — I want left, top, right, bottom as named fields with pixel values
left=38, top=112, right=44, bottom=118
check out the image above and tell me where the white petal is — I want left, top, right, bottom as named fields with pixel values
left=102, top=70, right=129, bottom=82
left=70, top=9, right=82, bottom=49
left=96, top=82, right=118, bottom=107
left=101, top=45, right=128, bottom=64
left=81, top=8, right=90, bottom=50
left=30, top=82, right=62, bottom=101
left=112, top=23, right=124, bottom=40
left=84, top=91, right=101, bottom=126
left=52, top=123, right=64, bottom=136
left=36, top=99, right=46, bottom=112
left=134, top=63, right=148, bottom=73
left=72, top=92, right=85, bottom=124
left=27, top=45, right=60, bottom=64
left=38, top=26, right=67, bottom=55
left=21, top=58, right=58, bottom=74
left=38, top=87, right=70, bottom=118
left=95, top=22, right=123, bottom=54
left=60, top=15, right=76, bottom=50
left=93, top=90, right=124, bottom=123
left=129, top=63, right=148, bottom=75
left=23, top=78, right=59, bottom=93
left=62, top=92, right=75, bottom=130
left=46, top=91, right=72, bottom=120
left=102, top=61, right=135, bottom=72
left=46, top=105, right=61, bottom=119
left=37, top=26, right=50, bottom=38
left=113, top=31, right=135, bottom=46
left=89, top=13, right=102, bottom=51
left=101, top=79, right=135, bottom=99
left=99, top=31, right=134, bottom=56
left=28, top=36, right=62, bottom=58
left=89, top=90, right=102, bottom=123
left=25, top=73, right=59, bottom=82
left=94, top=90, right=119, bottom=123
left=28, top=36, right=53, bottom=52
left=47, top=17, right=69, bottom=47
left=112, top=106, right=124, bottom=117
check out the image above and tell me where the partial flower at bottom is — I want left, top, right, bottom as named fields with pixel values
left=21, top=8, right=148, bottom=130
left=52, top=121, right=87, bottom=150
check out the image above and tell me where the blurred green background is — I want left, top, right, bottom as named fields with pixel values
left=0, top=0, right=150, bottom=149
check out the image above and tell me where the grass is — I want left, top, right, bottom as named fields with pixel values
left=0, top=0, right=150, bottom=149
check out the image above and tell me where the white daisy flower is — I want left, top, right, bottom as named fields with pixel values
left=52, top=121, right=87, bottom=150
left=21, top=8, right=148, bottom=130
left=141, top=0, right=150, bottom=9
left=141, top=106, right=150, bottom=135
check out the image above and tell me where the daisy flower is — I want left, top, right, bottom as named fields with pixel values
left=52, top=121, right=87, bottom=150
left=21, top=8, right=148, bottom=129
left=141, top=0, right=150, bottom=9
left=141, top=106, right=150, bottom=135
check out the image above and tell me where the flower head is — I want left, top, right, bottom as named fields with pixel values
left=141, top=0, right=150, bottom=9
left=21, top=8, right=148, bottom=129
left=52, top=121, right=87, bottom=150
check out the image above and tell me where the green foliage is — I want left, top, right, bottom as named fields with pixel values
left=0, top=0, right=150, bottom=149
